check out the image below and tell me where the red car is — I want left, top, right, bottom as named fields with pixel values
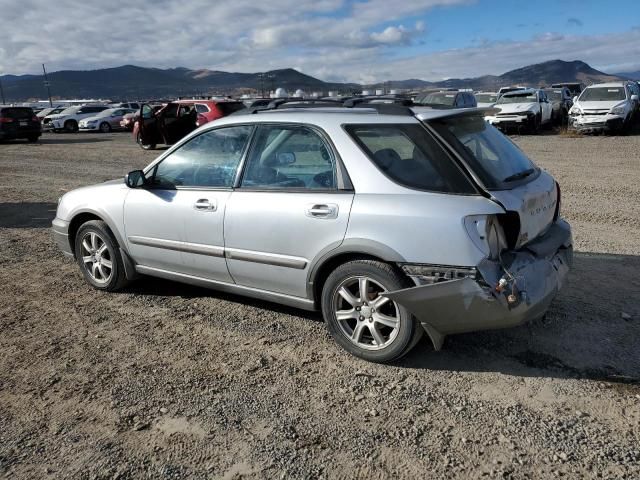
left=134, top=99, right=244, bottom=150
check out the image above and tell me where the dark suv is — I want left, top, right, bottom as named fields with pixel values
left=0, top=107, right=41, bottom=142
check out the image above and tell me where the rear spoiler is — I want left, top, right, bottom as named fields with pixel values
left=413, top=106, right=500, bottom=122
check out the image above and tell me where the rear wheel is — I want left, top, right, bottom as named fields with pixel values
left=74, top=220, right=129, bottom=291
left=27, top=135, right=39, bottom=143
left=99, top=122, right=111, bottom=133
left=64, top=120, right=78, bottom=133
left=321, top=260, right=422, bottom=363
left=529, top=114, right=540, bottom=134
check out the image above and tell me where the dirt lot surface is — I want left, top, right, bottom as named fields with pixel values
left=1, top=130, right=639, bottom=479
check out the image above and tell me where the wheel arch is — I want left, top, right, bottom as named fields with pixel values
left=307, top=239, right=407, bottom=307
left=67, top=210, right=126, bottom=257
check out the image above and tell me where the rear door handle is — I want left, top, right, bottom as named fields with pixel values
left=305, top=203, right=338, bottom=219
left=194, top=198, right=217, bottom=211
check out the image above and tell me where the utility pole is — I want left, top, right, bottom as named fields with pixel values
left=258, top=73, right=265, bottom=98
left=0, top=77, right=5, bottom=104
left=42, top=63, right=53, bottom=107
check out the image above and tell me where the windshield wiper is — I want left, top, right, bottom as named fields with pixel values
left=503, top=168, right=535, bottom=183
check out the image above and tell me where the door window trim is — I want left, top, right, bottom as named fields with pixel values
left=233, top=122, right=354, bottom=193
left=142, top=124, right=257, bottom=191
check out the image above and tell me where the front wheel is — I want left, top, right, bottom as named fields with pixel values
left=74, top=220, right=129, bottom=291
left=99, top=122, right=111, bottom=133
left=64, top=120, right=78, bottom=133
left=27, top=135, right=39, bottom=143
left=321, top=260, right=422, bottom=363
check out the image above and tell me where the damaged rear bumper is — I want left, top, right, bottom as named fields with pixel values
left=384, top=220, right=573, bottom=350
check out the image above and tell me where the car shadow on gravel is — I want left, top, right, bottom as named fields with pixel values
left=399, top=252, right=640, bottom=386
left=121, top=276, right=323, bottom=322
left=0, top=202, right=57, bottom=228
left=36, top=137, right=113, bottom=145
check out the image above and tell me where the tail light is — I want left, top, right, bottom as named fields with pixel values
left=0, top=117, right=12, bottom=123
left=464, top=215, right=508, bottom=260
left=196, top=113, right=207, bottom=126
left=32, top=115, right=40, bottom=122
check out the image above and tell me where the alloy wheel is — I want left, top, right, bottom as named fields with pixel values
left=80, top=231, right=113, bottom=285
left=333, top=276, right=400, bottom=350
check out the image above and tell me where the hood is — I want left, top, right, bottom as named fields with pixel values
left=46, top=113, right=68, bottom=120
left=476, top=102, right=495, bottom=108
left=575, top=100, right=624, bottom=111
left=81, top=115, right=105, bottom=123
left=495, top=102, right=538, bottom=114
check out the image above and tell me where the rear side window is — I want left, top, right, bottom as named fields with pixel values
left=195, top=104, right=210, bottom=113
left=345, top=124, right=476, bottom=194
left=0, top=108, right=33, bottom=119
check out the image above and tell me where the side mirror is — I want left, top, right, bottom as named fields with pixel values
left=125, top=169, right=146, bottom=188
left=573, top=96, right=578, bottom=103
left=632, top=95, right=639, bottom=102
left=274, top=152, right=296, bottom=166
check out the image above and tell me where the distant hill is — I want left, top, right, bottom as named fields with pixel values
left=614, top=70, right=640, bottom=80
left=0, top=65, right=358, bottom=101
left=0, top=59, right=626, bottom=101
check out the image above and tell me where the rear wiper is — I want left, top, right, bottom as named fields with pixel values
left=503, top=168, right=535, bottom=182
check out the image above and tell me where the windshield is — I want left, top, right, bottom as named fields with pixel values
left=545, top=90, right=563, bottom=101
left=416, top=92, right=456, bottom=106
left=429, top=114, right=536, bottom=190
left=475, top=94, right=497, bottom=104
left=59, top=106, right=80, bottom=115
left=579, top=87, right=626, bottom=102
left=497, top=93, right=537, bottom=104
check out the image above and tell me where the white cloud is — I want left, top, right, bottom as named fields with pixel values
left=0, top=0, right=638, bottom=83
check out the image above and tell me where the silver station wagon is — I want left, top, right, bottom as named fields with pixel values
left=52, top=104, right=572, bottom=363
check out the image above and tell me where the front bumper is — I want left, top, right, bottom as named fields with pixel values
left=384, top=220, right=573, bottom=350
left=78, top=124, right=99, bottom=131
left=486, top=114, right=535, bottom=130
left=569, top=115, right=624, bottom=132
left=52, top=217, right=74, bottom=258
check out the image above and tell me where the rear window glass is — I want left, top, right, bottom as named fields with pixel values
left=429, top=114, right=536, bottom=190
left=1, top=108, right=33, bottom=119
left=217, top=102, right=245, bottom=116
left=345, top=124, right=476, bottom=194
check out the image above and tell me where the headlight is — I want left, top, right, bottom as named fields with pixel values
left=610, top=105, right=626, bottom=115
left=569, top=106, right=581, bottom=116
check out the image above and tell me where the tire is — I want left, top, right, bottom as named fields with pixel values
left=64, top=120, right=78, bottom=133
left=321, top=260, right=422, bottom=363
left=74, top=220, right=129, bottom=291
left=529, top=114, right=540, bottom=134
left=99, top=122, right=111, bottom=133
left=136, top=131, right=155, bottom=150
left=27, top=135, right=39, bottom=143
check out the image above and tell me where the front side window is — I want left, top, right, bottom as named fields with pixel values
left=241, top=125, right=336, bottom=190
left=429, top=114, right=536, bottom=190
left=345, top=124, right=476, bottom=194
left=195, top=104, right=210, bottom=113
left=150, top=126, right=252, bottom=188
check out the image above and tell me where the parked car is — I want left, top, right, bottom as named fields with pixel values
left=0, top=106, right=41, bottom=142
left=78, top=108, right=137, bottom=132
left=120, top=112, right=138, bottom=131
left=44, top=105, right=109, bottom=132
left=415, top=90, right=477, bottom=108
left=52, top=106, right=572, bottom=363
left=134, top=99, right=244, bottom=150
left=36, top=106, right=65, bottom=119
left=474, top=92, right=499, bottom=108
left=542, top=87, right=573, bottom=125
left=109, top=102, right=140, bottom=110
left=551, top=82, right=584, bottom=99
left=486, top=88, right=553, bottom=133
left=569, top=82, right=638, bottom=133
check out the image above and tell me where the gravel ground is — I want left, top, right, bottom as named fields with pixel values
left=0, top=129, right=639, bottom=479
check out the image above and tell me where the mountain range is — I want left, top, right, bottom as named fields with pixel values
left=0, top=60, right=629, bottom=102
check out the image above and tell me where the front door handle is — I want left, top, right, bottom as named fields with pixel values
left=305, top=203, right=338, bottom=219
left=194, top=198, right=217, bottom=211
